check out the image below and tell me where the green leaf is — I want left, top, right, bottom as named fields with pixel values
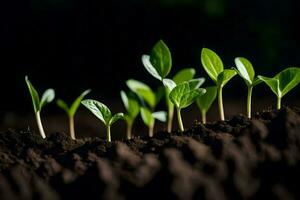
left=201, top=48, right=224, bottom=83
left=152, top=111, right=167, bottom=122
left=234, top=57, right=255, bottom=86
left=57, top=99, right=70, bottom=114
left=217, top=69, right=237, bottom=87
left=149, top=40, right=172, bottom=80
left=126, top=79, right=156, bottom=109
left=196, top=86, right=217, bottom=113
left=253, top=77, right=263, bottom=86
left=155, top=86, right=165, bottom=105
left=109, top=113, right=124, bottom=125
left=188, top=78, right=205, bottom=89
left=69, top=89, right=91, bottom=117
left=141, top=55, right=162, bottom=80
left=173, top=68, right=196, bottom=84
left=40, top=89, right=55, bottom=109
left=140, top=107, right=154, bottom=127
left=163, top=78, right=177, bottom=91
left=258, top=67, right=300, bottom=98
left=81, top=99, right=112, bottom=125
left=25, top=76, right=40, bottom=113
left=169, top=81, right=206, bottom=109
left=120, top=91, right=140, bottom=120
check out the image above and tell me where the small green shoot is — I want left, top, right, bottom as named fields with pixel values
left=141, top=40, right=172, bottom=81
left=126, top=79, right=165, bottom=137
left=25, top=76, right=55, bottom=139
left=57, top=89, right=91, bottom=140
left=234, top=57, right=262, bottom=118
left=140, top=107, right=167, bottom=137
left=258, top=67, right=300, bottom=109
left=196, top=86, right=217, bottom=124
left=81, top=99, right=124, bottom=142
left=120, top=91, right=140, bottom=139
left=168, top=78, right=206, bottom=131
left=201, top=48, right=237, bottom=120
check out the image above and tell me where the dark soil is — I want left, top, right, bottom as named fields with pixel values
left=1, top=107, right=300, bottom=200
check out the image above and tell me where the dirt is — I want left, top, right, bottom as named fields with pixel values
left=1, top=107, right=300, bottom=200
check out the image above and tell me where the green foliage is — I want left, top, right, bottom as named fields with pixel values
left=258, top=67, right=300, bottom=98
left=25, top=76, right=55, bottom=113
left=57, top=89, right=91, bottom=117
left=234, top=57, right=261, bottom=86
left=201, top=48, right=224, bottom=82
left=81, top=99, right=124, bottom=126
left=142, top=40, right=172, bottom=80
left=120, top=91, right=140, bottom=123
left=126, top=79, right=156, bottom=109
left=196, top=86, right=217, bottom=113
left=217, top=69, right=237, bottom=87
left=173, top=68, right=196, bottom=84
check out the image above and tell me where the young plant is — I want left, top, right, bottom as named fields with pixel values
left=25, top=76, right=55, bottom=139
left=120, top=91, right=140, bottom=139
left=258, top=67, right=300, bottom=109
left=201, top=48, right=237, bottom=121
left=234, top=57, right=262, bottom=118
left=166, top=78, right=206, bottom=131
left=81, top=99, right=124, bottom=142
left=126, top=79, right=166, bottom=137
left=57, top=89, right=91, bottom=140
left=196, top=86, right=217, bottom=124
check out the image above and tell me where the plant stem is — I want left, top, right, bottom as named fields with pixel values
left=167, top=105, right=174, bottom=132
left=217, top=86, right=225, bottom=121
left=177, top=108, right=184, bottom=131
left=201, top=111, right=207, bottom=124
left=106, top=125, right=111, bottom=142
left=126, top=122, right=133, bottom=140
left=277, top=96, right=281, bottom=110
left=69, top=116, right=76, bottom=140
left=149, top=122, right=154, bottom=137
left=247, top=86, right=253, bottom=118
left=35, top=111, right=46, bottom=139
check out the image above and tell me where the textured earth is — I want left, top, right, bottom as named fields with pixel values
left=0, top=107, right=300, bottom=200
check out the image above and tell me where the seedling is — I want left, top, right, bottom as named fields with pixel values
left=258, top=67, right=300, bottom=109
left=25, top=76, right=55, bottom=139
left=126, top=79, right=166, bottom=137
left=166, top=78, right=206, bottom=131
left=81, top=99, right=124, bottom=142
left=120, top=91, right=140, bottom=139
left=201, top=48, right=237, bottom=120
left=234, top=57, right=262, bottom=118
left=57, top=89, right=91, bottom=140
left=196, top=86, right=217, bottom=124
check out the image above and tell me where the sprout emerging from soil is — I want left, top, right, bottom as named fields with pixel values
left=126, top=79, right=166, bottom=137
left=120, top=91, right=140, bottom=139
left=196, top=86, right=217, bottom=124
left=234, top=57, right=262, bottom=118
left=258, top=67, right=300, bottom=109
left=201, top=48, right=237, bottom=121
left=81, top=99, right=124, bottom=142
left=57, top=89, right=91, bottom=140
left=165, top=78, right=206, bottom=131
left=25, top=76, right=55, bottom=139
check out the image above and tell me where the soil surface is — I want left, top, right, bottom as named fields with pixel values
left=1, top=107, right=300, bottom=200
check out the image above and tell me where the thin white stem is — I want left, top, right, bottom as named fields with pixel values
left=217, top=86, right=225, bottom=121
left=69, top=116, right=76, bottom=140
left=106, top=125, right=111, bottom=142
left=201, top=111, right=207, bottom=124
left=36, top=111, right=46, bottom=139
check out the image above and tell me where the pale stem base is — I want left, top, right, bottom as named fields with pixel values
left=149, top=122, right=155, bottom=137
left=217, top=86, right=225, bottom=121
left=177, top=108, right=184, bottom=131
left=69, top=116, right=76, bottom=140
left=167, top=106, right=174, bottom=132
left=106, top=125, right=111, bottom=142
left=126, top=122, right=133, bottom=140
left=247, top=86, right=253, bottom=118
left=277, top=97, right=281, bottom=110
left=36, top=111, right=46, bottom=139
left=201, top=111, right=207, bottom=124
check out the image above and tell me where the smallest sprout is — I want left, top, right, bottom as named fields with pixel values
left=25, top=76, right=55, bottom=139
left=196, top=86, right=217, bottom=124
left=258, top=67, right=300, bottom=109
left=57, top=89, right=91, bottom=140
left=81, top=99, right=124, bottom=142
left=140, top=107, right=167, bottom=137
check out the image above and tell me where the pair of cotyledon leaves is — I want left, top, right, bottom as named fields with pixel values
left=120, top=91, right=140, bottom=124
left=234, top=57, right=300, bottom=98
left=25, top=76, right=55, bottom=113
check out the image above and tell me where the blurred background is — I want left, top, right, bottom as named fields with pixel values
left=0, top=0, right=299, bottom=138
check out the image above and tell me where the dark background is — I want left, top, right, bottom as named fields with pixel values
left=0, top=0, right=299, bottom=115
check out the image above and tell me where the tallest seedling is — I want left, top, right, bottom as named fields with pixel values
left=201, top=48, right=237, bottom=120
